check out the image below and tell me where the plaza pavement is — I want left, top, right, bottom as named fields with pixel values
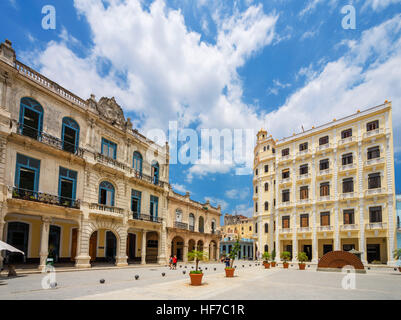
left=1, top=263, right=401, bottom=300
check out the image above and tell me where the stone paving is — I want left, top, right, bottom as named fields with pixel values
left=1, top=263, right=401, bottom=300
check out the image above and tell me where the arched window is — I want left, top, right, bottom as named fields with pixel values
left=211, top=219, right=216, bottom=233
left=265, top=182, right=269, bottom=192
left=189, top=213, right=195, bottom=231
left=151, top=161, right=160, bottom=185
left=264, top=223, right=269, bottom=233
left=199, top=216, right=204, bottom=233
left=62, top=117, right=80, bottom=153
left=175, top=208, right=183, bottom=222
left=264, top=201, right=269, bottom=211
left=264, top=245, right=268, bottom=253
left=133, top=151, right=143, bottom=175
left=99, top=181, right=115, bottom=206
left=19, top=97, right=44, bottom=140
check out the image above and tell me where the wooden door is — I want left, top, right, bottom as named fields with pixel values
left=89, top=231, right=98, bottom=262
left=70, top=228, right=78, bottom=262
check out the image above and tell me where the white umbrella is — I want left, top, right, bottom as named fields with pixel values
left=0, top=240, right=24, bottom=255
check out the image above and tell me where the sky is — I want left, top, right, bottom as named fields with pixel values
left=1, top=0, right=401, bottom=225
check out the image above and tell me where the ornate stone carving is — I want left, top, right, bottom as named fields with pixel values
left=96, top=97, right=126, bottom=128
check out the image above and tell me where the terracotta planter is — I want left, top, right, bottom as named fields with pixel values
left=225, top=268, right=235, bottom=277
left=263, top=262, right=270, bottom=269
left=283, top=262, right=289, bottom=269
left=271, top=262, right=276, bottom=267
left=398, top=267, right=401, bottom=273
left=299, top=263, right=306, bottom=270
left=189, top=273, right=203, bottom=286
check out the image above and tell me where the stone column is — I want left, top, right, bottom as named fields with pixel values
left=359, top=200, right=367, bottom=264
left=116, top=230, right=128, bottom=267
left=74, top=218, right=91, bottom=268
left=312, top=205, right=318, bottom=263
left=158, top=223, right=167, bottom=264
left=0, top=218, right=5, bottom=269
left=183, top=244, right=188, bottom=263
left=39, top=217, right=51, bottom=270
left=141, top=230, right=147, bottom=265
left=292, top=212, right=297, bottom=262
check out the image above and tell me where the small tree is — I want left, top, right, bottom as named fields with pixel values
left=188, top=250, right=208, bottom=273
left=297, top=252, right=308, bottom=264
left=271, top=249, right=276, bottom=262
left=393, top=249, right=401, bottom=260
left=280, top=251, right=291, bottom=263
left=228, top=238, right=241, bottom=268
left=262, top=252, right=271, bottom=263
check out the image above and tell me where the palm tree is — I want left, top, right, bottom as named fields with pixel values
left=393, top=249, right=401, bottom=260
left=188, top=250, right=208, bottom=272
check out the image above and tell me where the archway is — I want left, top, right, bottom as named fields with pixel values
left=88, top=229, right=119, bottom=265
left=126, top=233, right=137, bottom=262
left=171, top=236, right=185, bottom=261
left=188, top=239, right=195, bottom=253
left=146, top=231, right=159, bottom=263
left=197, top=240, right=204, bottom=252
left=105, top=231, right=117, bottom=263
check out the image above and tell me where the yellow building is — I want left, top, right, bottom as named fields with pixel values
left=253, top=102, right=397, bottom=265
left=221, top=214, right=254, bottom=240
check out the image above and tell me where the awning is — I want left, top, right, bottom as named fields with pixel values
left=0, top=240, right=25, bottom=255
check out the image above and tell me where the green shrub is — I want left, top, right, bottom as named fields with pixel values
left=280, top=251, right=291, bottom=262
left=297, top=252, right=308, bottom=263
left=262, top=251, right=271, bottom=263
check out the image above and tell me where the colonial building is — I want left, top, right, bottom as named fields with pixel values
left=253, top=102, right=397, bottom=265
left=167, top=190, right=221, bottom=262
left=0, top=40, right=222, bottom=270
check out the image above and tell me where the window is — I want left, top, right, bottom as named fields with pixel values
left=272, top=148, right=275, bottom=154
left=341, top=128, right=352, bottom=139
left=263, top=146, right=266, bottom=152
left=255, top=169, right=259, bottom=176
left=282, top=189, right=290, bottom=202
left=131, top=190, right=141, bottom=217
left=300, top=186, right=309, bottom=200
left=274, top=199, right=276, bottom=206
left=264, top=183, right=269, bottom=192
left=367, top=120, right=379, bottom=131
left=255, top=202, right=258, bottom=213
left=368, top=173, right=381, bottom=189
left=150, top=195, right=159, bottom=220
left=61, top=117, right=80, bottom=153
left=300, top=214, right=309, bottom=228
left=282, top=148, right=290, bottom=156
left=133, top=151, right=143, bottom=175
left=342, top=153, right=353, bottom=165
left=264, top=165, right=269, bottom=173
left=319, top=136, right=329, bottom=145
left=101, top=138, right=117, bottom=159
left=282, top=169, right=290, bottom=179
left=15, top=153, right=41, bottom=193
left=320, top=212, right=330, bottom=226
left=19, top=97, right=44, bottom=140
left=255, top=223, right=258, bottom=233
left=255, top=186, right=258, bottom=194
left=264, top=245, right=269, bottom=253
left=300, top=164, right=308, bottom=175
left=249, top=226, right=252, bottom=231
left=264, top=223, right=268, bottom=233
left=189, top=213, right=195, bottom=230
left=282, top=216, right=290, bottom=228
left=264, top=202, right=269, bottom=211
left=343, top=209, right=355, bottom=224
left=176, top=209, right=183, bottom=222
left=211, top=219, right=216, bottom=233
left=99, top=181, right=115, bottom=206
left=342, top=178, right=354, bottom=193
left=367, top=146, right=380, bottom=160
left=320, top=182, right=330, bottom=196
left=58, top=167, right=77, bottom=205
left=299, top=142, right=308, bottom=151
left=320, top=159, right=329, bottom=171
left=151, top=161, right=160, bottom=185
left=369, top=206, right=382, bottom=223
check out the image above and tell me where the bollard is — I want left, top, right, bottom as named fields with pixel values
left=100, top=279, right=105, bottom=284
left=135, top=275, right=139, bottom=280
left=162, top=273, right=166, bottom=277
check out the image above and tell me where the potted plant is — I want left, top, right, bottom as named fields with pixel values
left=393, top=249, right=401, bottom=272
left=280, top=251, right=291, bottom=268
left=225, top=238, right=241, bottom=277
left=187, top=250, right=208, bottom=286
left=297, top=252, right=308, bottom=270
left=262, top=252, right=271, bottom=269
left=271, top=249, right=276, bottom=267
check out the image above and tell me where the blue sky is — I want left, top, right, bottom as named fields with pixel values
left=1, top=0, right=401, bottom=224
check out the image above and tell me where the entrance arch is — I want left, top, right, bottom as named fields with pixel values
left=197, top=240, right=204, bottom=252
left=188, top=239, right=196, bottom=253
left=146, top=231, right=159, bottom=263
left=171, top=236, right=185, bottom=261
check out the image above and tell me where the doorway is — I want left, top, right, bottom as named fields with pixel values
left=303, top=245, right=312, bottom=261
left=89, top=231, right=98, bottom=262
left=49, top=225, right=61, bottom=263
left=367, top=244, right=381, bottom=263
left=323, top=244, right=333, bottom=255
left=126, top=233, right=136, bottom=260
left=71, top=228, right=78, bottom=262
left=105, top=231, right=117, bottom=262
left=286, top=245, right=293, bottom=260
left=6, top=222, right=29, bottom=264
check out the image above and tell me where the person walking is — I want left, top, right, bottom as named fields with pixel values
left=224, top=256, right=230, bottom=268
left=169, top=256, right=173, bottom=270
left=173, top=255, right=178, bottom=270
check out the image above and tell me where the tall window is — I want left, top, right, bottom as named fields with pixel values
left=282, top=148, right=290, bottom=156
left=175, top=209, right=183, bottom=222
left=99, top=181, right=115, bottom=206
left=211, top=219, right=216, bottom=233
left=101, top=138, right=117, bottom=159
left=320, top=159, right=329, bottom=171
left=19, top=98, right=44, bottom=140
left=342, top=178, right=354, bottom=193
left=58, top=167, right=77, bottom=206
left=341, top=128, right=352, bottom=139
left=299, top=142, right=308, bottom=151
left=255, top=186, right=258, bottom=194
left=367, top=120, right=379, bottom=131
left=264, top=165, right=269, bottom=173
left=300, top=186, right=309, bottom=200
left=369, top=206, right=382, bottom=223
left=199, top=216, right=204, bottom=233
left=282, top=216, right=290, bottom=229
left=255, top=223, right=258, bottom=233
left=131, top=190, right=141, bottom=218
left=189, top=213, right=195, bottom=231
left=300, top=214, right=309, bottom=227
left=264, top=223, right=268, bottom=233
left=319, top=136, right=329, bottom=145
left=282, top=189, right=290, bottom=202
left=368, top=173, right=381, bottom=189
left=151, top=161, right=160, bottom=184
left=300, top=164, right=308, bottom=175
left=342, top=153, right=353, bottom=165
left=255, top=169, right=258, bottom=175
left=264, top=201, right=269, bottom=211
left=133, top=151, right=143, bottom=175
left=264, top=182, right=269, bottom=192
left=150, top=195, right=159, bottom=220
left=343, top=209, right=355, bottom=224
left=15, top=153, right=41, bottom=194
left=320, top=182, right=330, bottom=196
left=320, top=212, right=330, bottom=226
left=282, top=169, right=290, bottom=179
left=61, top=117, right=80, bottom=153
left=367, top=146, right=380, bottom=160
left=255, top=202, right=258, bottom=213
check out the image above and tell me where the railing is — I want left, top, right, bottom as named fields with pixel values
left=317, top=143, right=332, bottom=152
left=318, top=196, right=332, bottom=202
left=366, top=222, right=387, bottom=230
left=297, top=198, right=311, bottom=205
left=10, top=187, right=80, bottom=209
left=131, top=212, right=162, bottom=223
left=174, top=221, right=188, bottom=230
left=17, top=123, right=84, bottom=157
left=340, top=192, right=356, bottom=200
left=317, top=225, right=333, bottom=232
left=189, top=225, right=195, bottom=232
left=338, top=136, right=356, bottom=145
left=280, top=177, right=291, bottom=184
left=340, top=163, right=356, bottom=171
left=278, top=201, right=292, bottom=208
left=366, top=188, right=386, bottom=196
left=363, top=128, right=385, bottom=139
left=297, top=173, right=310, bottom=180
left=280, top=154, right=291, bottom=161
left=318, top=168, right=332, bottom=176
left=340, top=224, right=359, bottom=231
left=90, top=203, right=125, bottom=214
left=279, top=228, right=292, bottom=234
left=365, top=157, right=385, bottom=166
left=297, top=227, right=311, bottom=233
left=297, top=149, right=311, bottom=157
left=15, top=60, right=88, bottom=109
left=95, top=153, right=127, bottom=171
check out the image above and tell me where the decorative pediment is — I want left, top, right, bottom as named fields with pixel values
left=96, top=97, right=126, bottom=128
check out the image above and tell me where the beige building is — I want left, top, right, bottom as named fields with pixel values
left=0, top=40, right=221, bottom=270
left=221, top=214, right=254, bottom=240
left=253, top=102, right=397, bottom=265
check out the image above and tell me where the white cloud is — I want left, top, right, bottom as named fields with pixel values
left=233, top=203, right=253, bottom=218
left=363, top=0, right=401, bottom=11
left=186, top=161, right=233, bottom=183
left=225, top=188, right=250, bottom=200
left=204, top=196, right=229, bottom=211
left=171, top=183, right=188, bottom=193
left=267, top=79, right=291, bottom=96
left=299, top=0, right=323, bottom=17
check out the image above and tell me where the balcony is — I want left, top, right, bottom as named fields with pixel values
left=189, top=225, right=195, bottom=232
left=365, top=187, right=386, bottom=197
left=316, top=143, right=333, bottom=154
left=297, top=173, right=311, bottom=182
left=90, top=203, right=125, bottom=214
left=174, top=221, right=189, bottom=230
left=278, top=201, right=293, bottom=209
left=317, top=225, right=333, bottom=232
left=17, top=123, right=85, bottom=157
left=363, top=128, right=385, bottom=140
left=338, top=136, right=357, bottom=148
left=296, top=198, right=311, bottom=207
left=365, top=222, right=387, bottom=230
left=131, top=212, right=162, bottom=223
left=339, top=163, right=356, bottom=173
left=365, top=157, right=385, bottom=167
left=339, top=192, right=358, bottom=200
left=317, top=195, right=334, bottom=203
left=279, top=228, right=292, bottom=234
left=317, top=168, right=332, bottom=178
left=340, top=224, right=359, bottom=231
left=296, top=149, right=311, bottom=159
left=94, top=153, right=127, bottom=172
left=279, top=154, right=292, bottom=163
left=297, top=227, right=311, bottom=233
left=10, top=187, right=80, bottom=209
left=279, top=177, right=292, bottom=185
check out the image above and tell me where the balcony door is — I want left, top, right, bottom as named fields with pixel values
left=99, top=181, right=115, bottom=206
left=19, top=97, right=43, bottom=140
left=150, top=195, right=158, bottom=221
left=62, top=117, right=80, bottom=153
left=58, top=167, right=77, bottom=207
left=15, top=154, right=40, bottom=195
left=367, top=244, right=380, bottom=263
left=131, top=190, right=141, bottom=218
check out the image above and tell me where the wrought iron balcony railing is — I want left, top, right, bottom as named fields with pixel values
left=174, top=221, right=188, bottom=230
left=10, top=187, right=80, bottom=209
left=131, top=212, right=162, bottom=223
left=90, top=203, right=125, bottom=214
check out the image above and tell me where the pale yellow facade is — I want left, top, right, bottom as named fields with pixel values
left=253, top=101, right=397, bottom=265
left=221, top=218, right=254, bottom=240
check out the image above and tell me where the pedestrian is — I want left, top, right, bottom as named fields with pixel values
left=224, top=256, right=230, bottom=268
left=173, top=255, right=178, bottom=270
left=169, top=256, right=173, bottom=269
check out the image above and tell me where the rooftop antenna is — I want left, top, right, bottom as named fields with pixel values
left=301, top=125, right=305, bottom=132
